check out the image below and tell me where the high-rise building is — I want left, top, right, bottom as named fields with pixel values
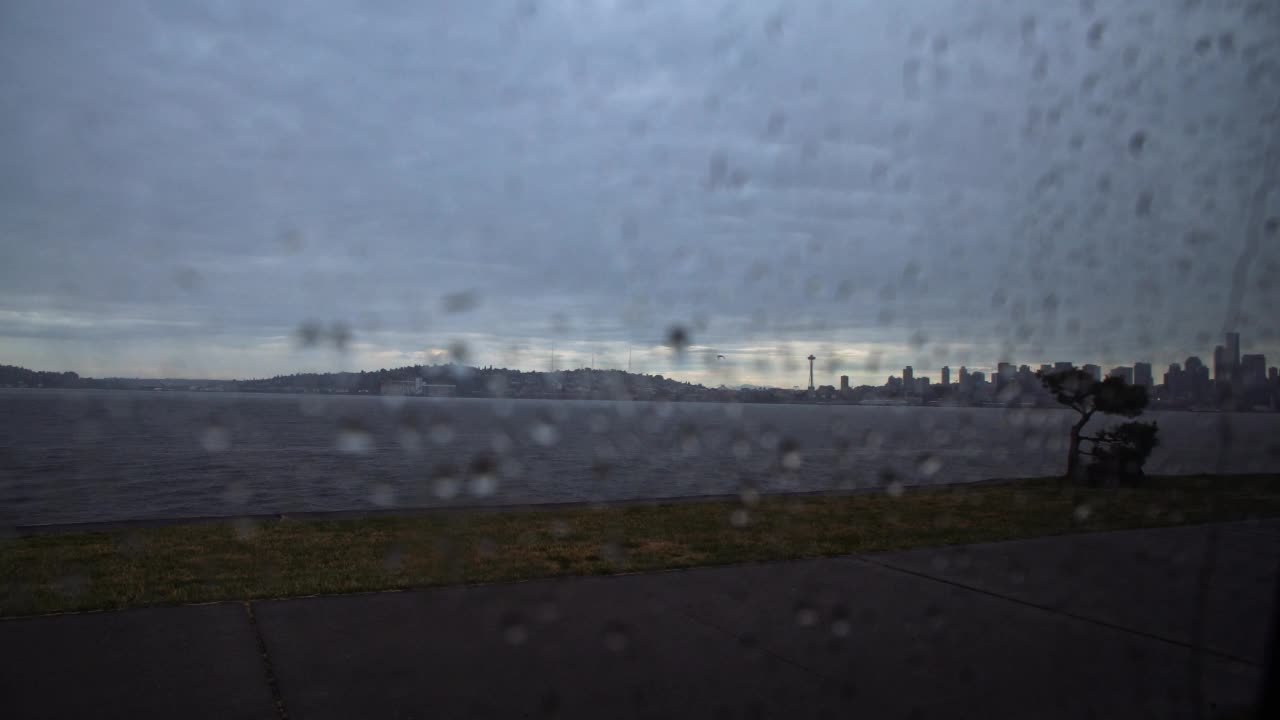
left=1214, top=345, right=1229, bottom=385
left=1226, top=332, right=1241, bottom=369
left=958, top=366, right=970, bottom=391
left=1054, top=361, right=1073, bottom=372
left=1109, top=366, right=1134, bottom=384
left=839, top=375, right=849, bottom=392
left=971, top=371, right=986, bottom=385
left=1082, top=364, right=1102, bottom=381
left=1134, top=362, right=1153, bottom=388
left=1018, top=365, right=1034, bottom=390
left=1164, top=363, right=1184, bottom=399
left=902, top=366, right=914, bottom=392
left=996, top=362, right=1014, bottom=391
left=941, top=366, right=951, bottom=386
left=1186, top=356, right=1210, bottom=403
left=1241, top=354, right=1266, bottom=386
left=1217, top=332, right=1243, bottom=390
left=1039, top=364, right=1053, bottom=375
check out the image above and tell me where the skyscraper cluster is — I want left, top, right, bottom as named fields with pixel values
left=1185, top=331, right=1272, bottom=401
left=873, top=332, right=1274, bottom=409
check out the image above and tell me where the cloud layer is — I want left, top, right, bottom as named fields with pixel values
left=2, top=0, right=1278, bottom=385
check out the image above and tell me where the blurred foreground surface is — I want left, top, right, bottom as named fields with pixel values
left=3, top=520, right=1273, bottom=719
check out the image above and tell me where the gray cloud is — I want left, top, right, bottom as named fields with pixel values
left=1, top=0, right=1278, bottom=385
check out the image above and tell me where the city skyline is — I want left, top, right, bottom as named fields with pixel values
left=867, top=333, right=1272, bottom=393
left=7, top=329, right=1273, bottom=394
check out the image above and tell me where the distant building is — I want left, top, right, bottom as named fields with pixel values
left=996, top=362, right=1014, bottom=391
left=423, top=384, right=456, bottom=398
left=1164, top=363, right=1184, bottom=399
left=1227, top=332, right=1241, bottom=371
left=1108, top=366, right=1134, bottom=384
left=941, top=366, right=951, bottom=386
left=1134, top=362, right=1153, bottom=388
left=1054, top=361, right=1074, bottom=372
left=1241, top=354, right=1266, bottom=386
left=971, top=371, right=986, bottom=385
left=1270, top=367, right=1278, bottom=382
left=1039, top=364, right=1053, bottom=375
left=381, top=377, right=425, bottom=395
left=379, top=378, right=455, bottom=397
left=1185, top=356, right=1211, bottom=402
left=903, top=366, right=914, bottom=392
left=839, top=375, right=849, bottom=392
left=1214, top=345, right=1230, bottom=385
left=1082, top=364, right=1102, bottom=382
left=1018, top=365, right=1034, bottom=388
left=958, top=366, right=971, bottom=390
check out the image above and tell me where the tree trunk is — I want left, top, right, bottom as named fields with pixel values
left=1065, top=414, right=1090, bottom=486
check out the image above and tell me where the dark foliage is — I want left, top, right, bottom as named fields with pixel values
left=1084, top=420, right=1161, bottom=486
left=1038, top=369, right=1148, bottom=418
left=1037, top=367, right=1154, bottom=485
left=0, top=365, right=81, bottom=388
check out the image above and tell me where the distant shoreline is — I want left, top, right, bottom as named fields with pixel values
left=0, top=385, right=1245, bottom=413
left=7, top=359, right=1275, bottom=411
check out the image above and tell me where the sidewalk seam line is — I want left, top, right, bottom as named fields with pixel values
left=244, top=601, right=290, bottom=720
left=856, top=555, right=1259, bottom=668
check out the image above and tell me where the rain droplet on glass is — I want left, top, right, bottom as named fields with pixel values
left=201, top=425, right=231, bottom=453
left=602, top=622, right=630, bottom=653
left=336, top=421, right=373, bottom=455
left=529, top=419, right=559, bottom=447
left=502, top=614, right=527, bottom=646
left=370, top=482, right=396, bottom=507
left=433, top=465, right=461, bottom=500
left=795, top=604, right=818, bottom=627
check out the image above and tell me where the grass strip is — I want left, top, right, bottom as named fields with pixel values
left=3, top=474, right=1278, bottom=617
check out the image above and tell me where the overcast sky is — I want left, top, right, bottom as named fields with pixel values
left=2, top=0, right=1277, bottom=387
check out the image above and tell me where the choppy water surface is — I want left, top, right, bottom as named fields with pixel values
left=1, top=389, right=1277, bottom=526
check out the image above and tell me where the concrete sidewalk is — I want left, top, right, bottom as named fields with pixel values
left=3, top=521, right=1276, bottom=719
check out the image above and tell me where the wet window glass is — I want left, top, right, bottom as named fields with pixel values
left=2, top=1, right=1278, bottom=718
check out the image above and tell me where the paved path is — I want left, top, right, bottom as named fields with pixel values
left=3, top=520, right=1277, bottom=719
